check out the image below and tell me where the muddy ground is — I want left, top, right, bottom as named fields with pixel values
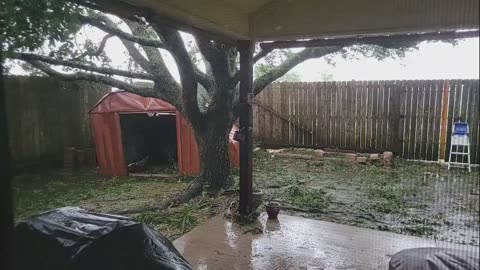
left=253, top=148, right=479, bottom=246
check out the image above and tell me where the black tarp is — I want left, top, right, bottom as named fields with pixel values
left=389, top=247, right=479, bottom=270
left=13, top=207, right=192, bottom=270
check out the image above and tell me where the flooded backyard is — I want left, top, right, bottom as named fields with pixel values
left=13, top=148, right=479, bottom=246
left=253, top=148, right=479, bottom=246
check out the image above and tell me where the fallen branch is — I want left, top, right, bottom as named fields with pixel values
left=116, top=178, right=204, bottom=215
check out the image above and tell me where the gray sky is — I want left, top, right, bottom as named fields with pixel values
left=10, top=23, right=479, bottom=82
left=289, top=38, right=479, bottom=81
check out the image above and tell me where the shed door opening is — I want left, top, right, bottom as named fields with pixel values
left=120, top=113, right=178, bottom=173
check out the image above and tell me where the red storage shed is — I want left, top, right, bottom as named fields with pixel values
left=89, top=91, right=239, bottom=176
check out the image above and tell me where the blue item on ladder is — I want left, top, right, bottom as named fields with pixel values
left=453, top=122, right=469, bottom=135
left=448, top=121, right=471, bottom=172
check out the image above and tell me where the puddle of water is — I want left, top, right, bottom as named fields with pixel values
left=175, top=214, right=478, bottom=270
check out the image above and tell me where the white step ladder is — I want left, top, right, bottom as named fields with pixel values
left=448, top=133, right=471, bottom=172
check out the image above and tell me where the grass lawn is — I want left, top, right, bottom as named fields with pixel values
left=13, top=171, right=232, bottom=240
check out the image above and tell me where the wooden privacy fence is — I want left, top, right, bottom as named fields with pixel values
left=5, top=76, right=109, bottom=170
left=253, top=80, right=480, bottom=164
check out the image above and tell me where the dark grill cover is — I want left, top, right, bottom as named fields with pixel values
left=389, top=247, right=479, bottom=270
left=13, top=207, right=192, bottom=270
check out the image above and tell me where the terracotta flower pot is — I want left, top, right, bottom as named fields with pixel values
left=265, top=202, right=281, bottom=219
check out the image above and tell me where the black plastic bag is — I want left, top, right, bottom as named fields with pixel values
left=389, top=247, right=479, bottom=270
left=13, top=207, right=192, bottom=270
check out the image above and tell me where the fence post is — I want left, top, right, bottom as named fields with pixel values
left=439, top=80, right=450, bottom=162
left=390, top=81, right=403, bottom=155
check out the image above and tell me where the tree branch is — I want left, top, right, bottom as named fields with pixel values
left=194, top=36, right=237, bottom=116
left=252, top=47, right=342, bottom=96
left=231, top=45, right=318, bottom=86
left=123, top=20, right=175, bottom=80
left=121, top=19, right=185, bottom=111
left=79, top=15, right=165, bottom=48
left=195, top=36, right=231, bottom=82
left=71, top=33, right=113, bottom=60
left=13, top=53, right=155, bottom=80
left=72, top=0, right=144, bottom=23
left=253, top=48, right=273, bottom=63
left=152, top=24, right=201, bottom=120
left=94, top=15, right=156, bottom=75
left=63, top=13, right=183, bottom=112
left=194, top=68, right=214, bottom=91
left=27, top=60, right=160, bottom=98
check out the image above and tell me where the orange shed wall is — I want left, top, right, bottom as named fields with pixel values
left=91, top=110, right=201, bottom=176
left=90, top=112, right=127, bottom=176
left=176, top=113, right=201, bottom=175
left=91, top=110, right=238, bottom=177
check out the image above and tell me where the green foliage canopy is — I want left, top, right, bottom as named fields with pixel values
left=1, top=0, right=81, bottom=54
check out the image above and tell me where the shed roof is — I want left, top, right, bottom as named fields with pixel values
left=111, top=0, right=478, bottom=40
left=89, top=91, right=176, bottom=113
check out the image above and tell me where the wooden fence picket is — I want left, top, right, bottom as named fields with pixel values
left=254, top=80, right=479, bottom=164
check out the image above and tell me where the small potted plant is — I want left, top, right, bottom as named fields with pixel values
left=265, top=202, right=281, bottom=219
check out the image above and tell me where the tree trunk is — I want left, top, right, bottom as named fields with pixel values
left=194, top=122, right=233, bottom=190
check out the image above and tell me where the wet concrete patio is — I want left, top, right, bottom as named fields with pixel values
left=173, top=214, right=478, bottom=270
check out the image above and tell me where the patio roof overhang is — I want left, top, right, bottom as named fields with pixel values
left=101, top=0, right=479, bottom=41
